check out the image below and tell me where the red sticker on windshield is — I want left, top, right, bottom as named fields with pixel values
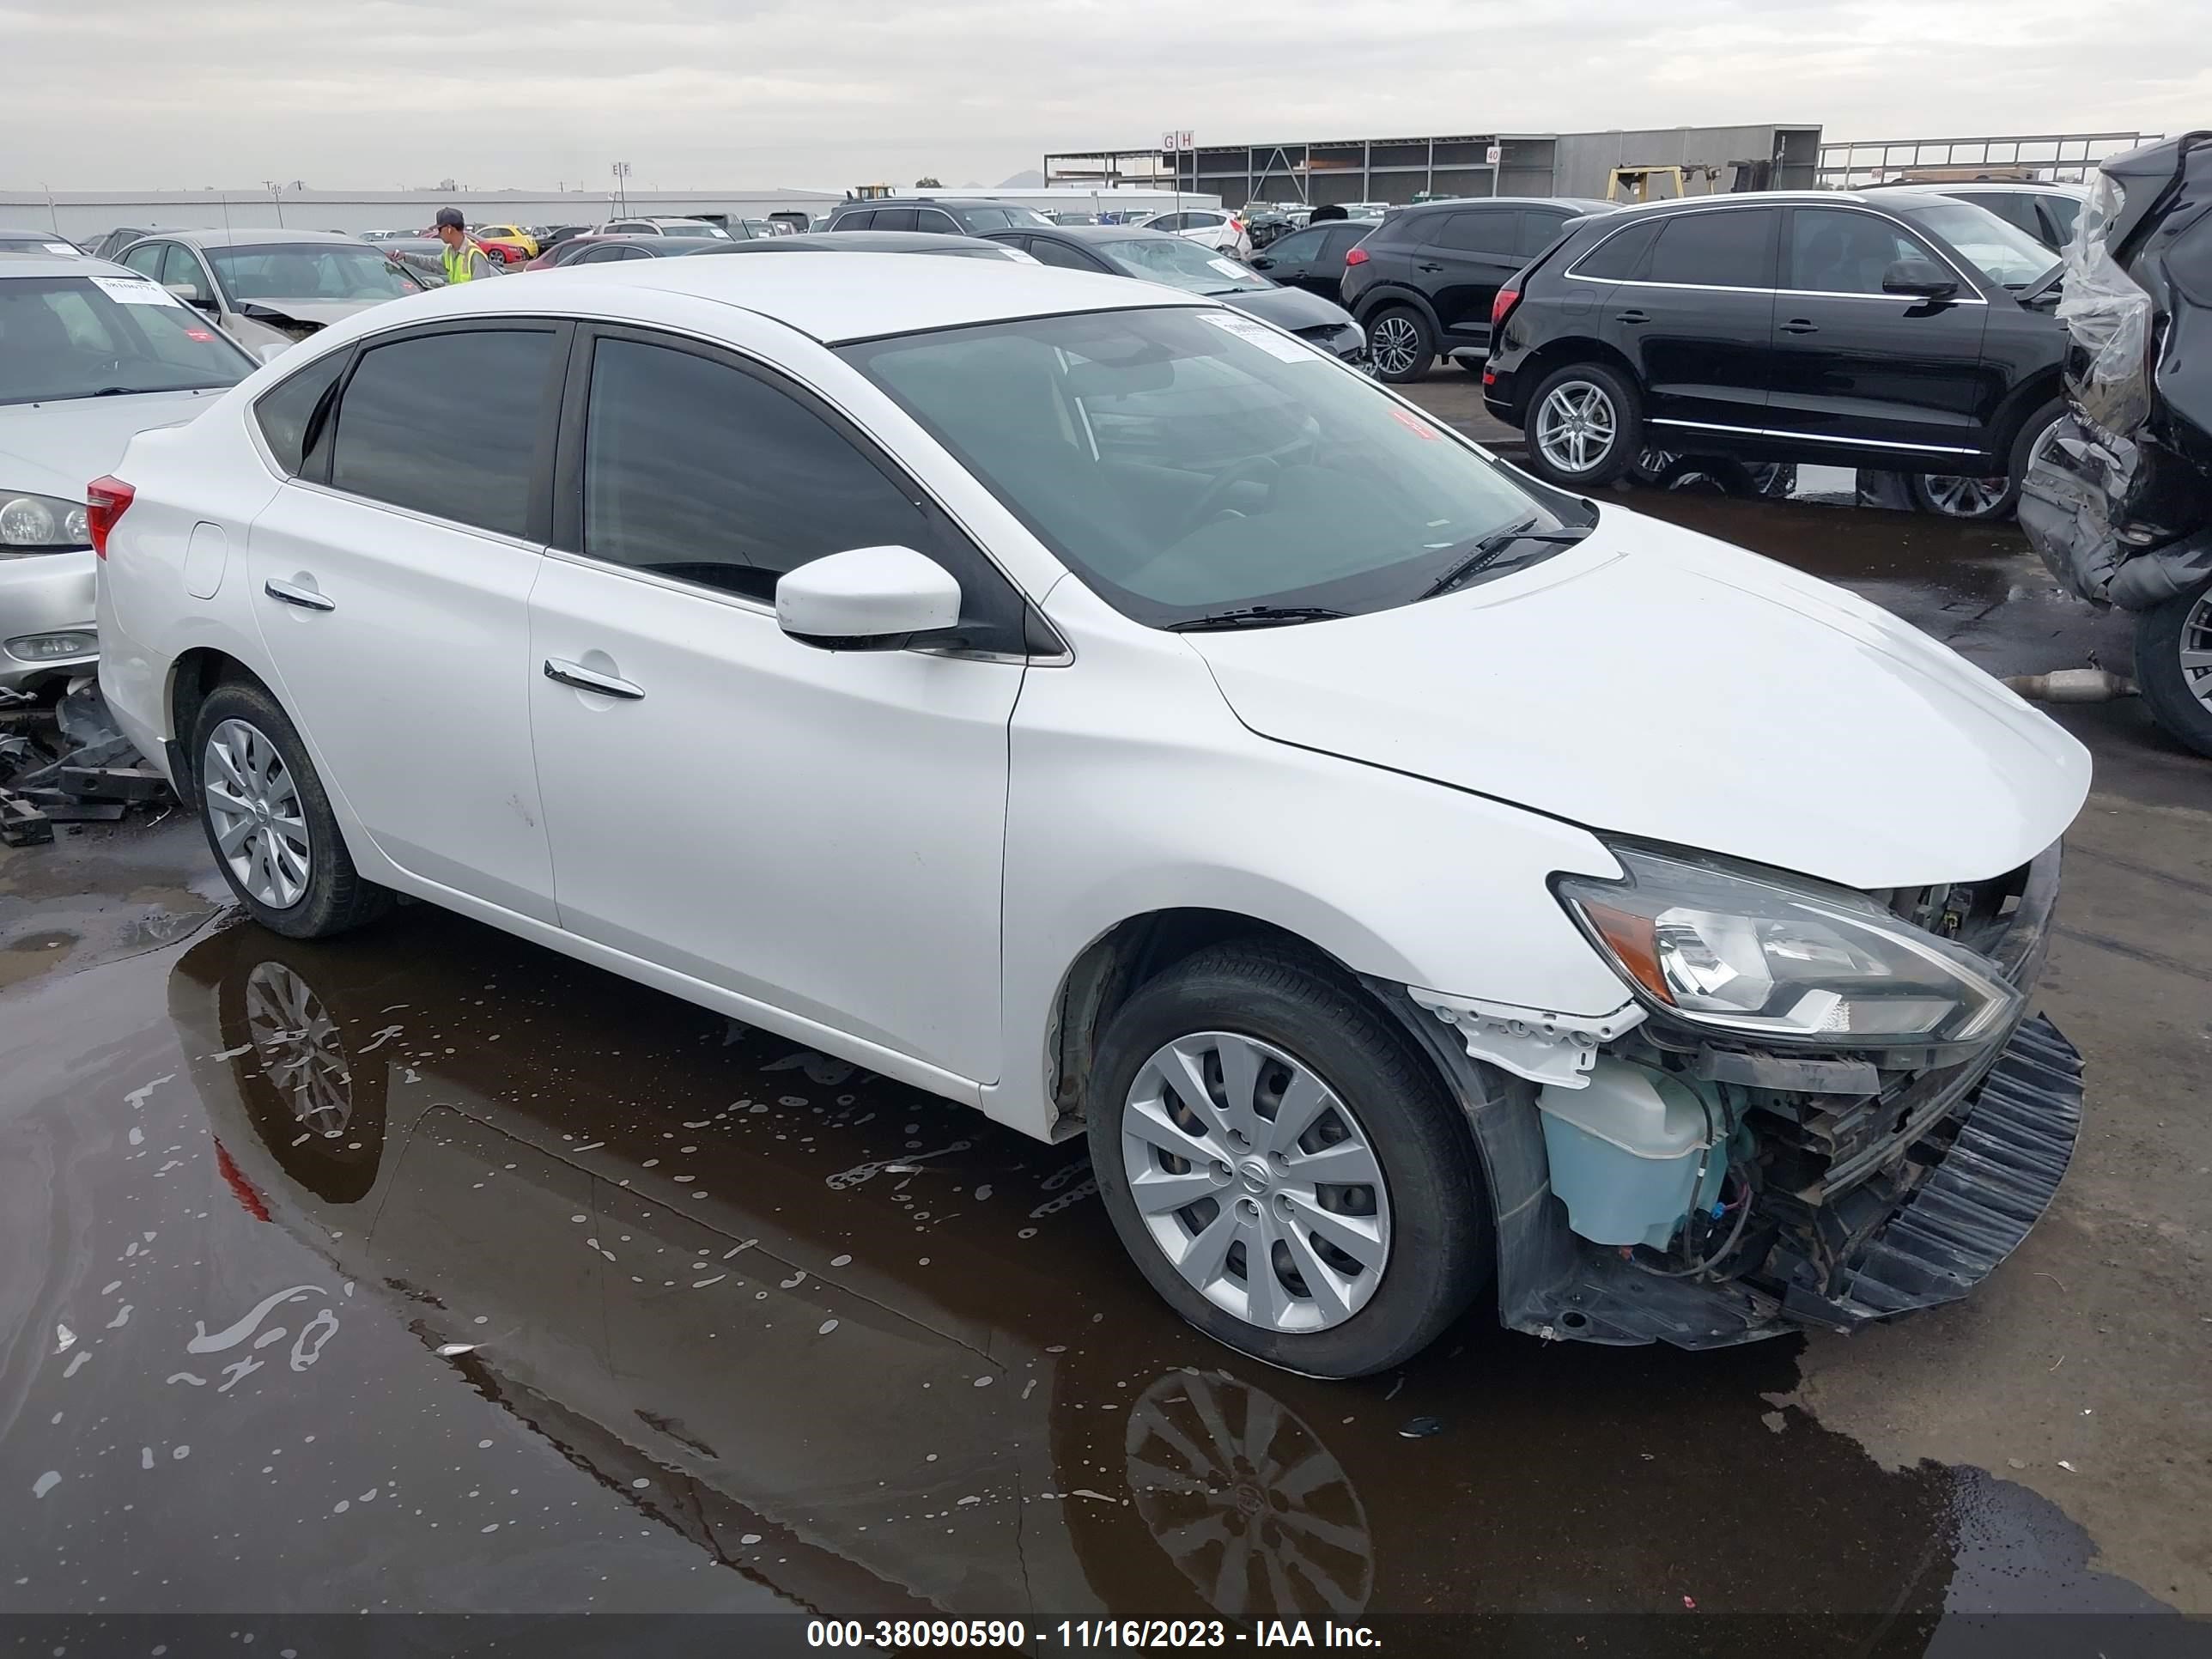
left=185, top=328, right=216, bottom=341
left=1390, top=406, right=1442, bottom=441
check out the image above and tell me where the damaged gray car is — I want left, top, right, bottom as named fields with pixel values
left=2019, top=131, right=2212, bottom=756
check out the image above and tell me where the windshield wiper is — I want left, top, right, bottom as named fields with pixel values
left=1164, top=605, right=1349, bottom=632
left=1419, top=517, right=1591, bottom=599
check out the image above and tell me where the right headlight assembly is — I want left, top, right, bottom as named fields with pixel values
left=1556, top=844, right=2021, bottom=1049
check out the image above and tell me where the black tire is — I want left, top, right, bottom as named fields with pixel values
left=1520, top=360, right=1643, bottom=488
left=1907, top=398, right=2064, bottom=521
left=1086, top=942, right=1491, bottom=1378
left=191, top=678, right=392, bottom=939
left=2134, top=574, right=2212, bottom=759
left=1363, top=306, right=1433, bottom=384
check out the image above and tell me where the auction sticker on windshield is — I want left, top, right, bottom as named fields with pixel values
left=88, top=275, right=179, bottom=307
left=1197, top=309, right=1316, bottom=362
left=1207, top=258, right=1249, bottom=280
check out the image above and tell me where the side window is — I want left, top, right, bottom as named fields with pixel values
left=832, top=210, right=875, bottom=231
left=577, top=336, right=1024, bottom=648
left=254, top=350, right=349, bottom=476
left=1148, top=213, right=1186, bottom=233
left=1266, top=228, right=1326, bottom=263
left=1786, top=208, right=1939, bottom=295
left=1434, top=210, right=1521, bottom=254
left=328, top=328, right=555, bottom=538
left=1955, top=191, right=2042, bottom=239
left=121, top=243, right=167, bottom=281
left=2039, top=195, right=2082, bottom=247
left=915, top=210, right=962, bottom=235
left=158, top=246, right=211, bottom=303
left=1024, top=238, right=1097, bottom=271
left=1571, top=219, right=1659, bottom=280
left=1323, top=226, right=1370, bottom=259
left=872, top=208, right=919, bottom=232
left=1518, top=212, right=1569, bottom=256
left=1645, top=208, right=1778, bottom=288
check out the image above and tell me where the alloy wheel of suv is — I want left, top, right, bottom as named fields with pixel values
left=1523, top=362, right=1642, bottom=487
left=1909, top=404, right=2065, bottom=522
left=1364, top=308, right=1431, bottom=383
left=2135, top=574, right=2212, bottom=758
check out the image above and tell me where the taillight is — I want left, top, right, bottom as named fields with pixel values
left=1491, top=285, right=1522, bottom=329
left=85, top=476, right=134, bottom=559
left=1344, top=246, right=1370, bottom=266
left=1229, top=217, right=1244, bottom=233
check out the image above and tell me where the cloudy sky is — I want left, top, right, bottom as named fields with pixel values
left=5, top=0, right=2205, bottom=191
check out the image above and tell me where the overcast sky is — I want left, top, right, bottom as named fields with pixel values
left=4, top=0, right=2204, bottom=192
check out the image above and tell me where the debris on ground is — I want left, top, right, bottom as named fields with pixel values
left=0, top=678, right=173, bottom=844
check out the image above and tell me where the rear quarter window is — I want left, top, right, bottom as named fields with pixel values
left=1569, top=218, right=1660, bottom=280
left=254, top=349, right=349, bottom=476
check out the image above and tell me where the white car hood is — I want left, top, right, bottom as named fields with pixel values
left=1183, top=510, right=2091, bottom=889
left=0, top=389, right=223, bottom=500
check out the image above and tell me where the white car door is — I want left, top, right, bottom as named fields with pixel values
left=526, top=325, right=1035, bottom=1085
left=245, top=321, right=562, bottom=921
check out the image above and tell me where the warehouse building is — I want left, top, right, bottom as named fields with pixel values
left=1048, top=124, right=1823, bottom=207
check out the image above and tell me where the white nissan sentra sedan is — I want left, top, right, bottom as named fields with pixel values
left=96, top=257, right=2092, bottom=1376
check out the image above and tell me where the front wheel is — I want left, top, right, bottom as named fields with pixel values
left=1522, top=362, right=1643, bottom=488
left=1363, top=307, right=1433, bottom=384
left=2135, top=574, right=2212, bottom=758
left=1087, top=943, right=1491, bottom=1377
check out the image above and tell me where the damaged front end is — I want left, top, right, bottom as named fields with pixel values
left=2019, top=131, right=2212, bottom=611
left=1388, top=841, right=2080, bottom=1349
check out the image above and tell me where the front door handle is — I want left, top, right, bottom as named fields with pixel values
left=1415, top=260, right=1443, bottom=272
left=543, top=658, right=644, bottom=701
left=1779, top=319, right=1820, bottom=334
left=264, top=577, right=334, bottom=612
left=1614, top=309, right=1650, bottom=324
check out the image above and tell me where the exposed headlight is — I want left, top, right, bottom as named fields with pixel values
left=0, top=491, right=92, bottom=551
left=1557, top=845, right=2021, bottom=1048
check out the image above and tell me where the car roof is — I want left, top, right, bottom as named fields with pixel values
left=837, top=197, right=1034, bottom=211
left=0, top=252, right=127, bottom=279
left=1387, top=196, right=1614, bottom=215
left=1020, top=224, right=1194, bottom=244
left=349, top=251, right=1201, bottom=345
left=702, top=230, right=1015, bottom=255
left=137, top=228, right=369, bottom=249
left=1872, top=179, right=2091, bottom=198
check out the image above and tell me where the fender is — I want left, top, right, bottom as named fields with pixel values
left=1352, top=283, right=1443, bottom=338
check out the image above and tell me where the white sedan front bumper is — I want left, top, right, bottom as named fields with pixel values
left=0, top=547, right=96, bottom=690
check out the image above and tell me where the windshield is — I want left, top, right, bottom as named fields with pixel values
left=842, top=307, right=1574, bottom=627
left=1099, top=235, right=1272, bottom=295
left=208, top=243, right=421, bottom=301
left=1896, top=199, right=2060, bottom=289
left=0, top=274, right=254, bottom=405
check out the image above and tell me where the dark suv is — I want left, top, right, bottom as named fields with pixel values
left=823, top=197, right=1052, bottom=235
left=1338, top=197, right=1613, bottom=381
left=1483, top=191, right=2069, bottom=511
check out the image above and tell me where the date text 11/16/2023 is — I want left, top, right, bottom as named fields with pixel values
left=805, top=1619, right=1383, bottom=1649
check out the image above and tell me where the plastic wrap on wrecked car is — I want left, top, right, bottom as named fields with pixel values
left=2055, top=175, right=2154, bottom=434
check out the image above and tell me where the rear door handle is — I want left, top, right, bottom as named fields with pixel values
left=1614, top=309, right=1650, bottom=324
left=543, top=658, right=644, bottom=701
left=263, top=577, right=334, bottom=612
left=1779, top=319, right=1820, bottom=334
left=1415, top=261, right=1443, bottom=272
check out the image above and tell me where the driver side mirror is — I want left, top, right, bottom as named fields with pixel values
left=775, top=546, right=962, bottom=651
left=1251, top=256, right=1275, bottom=270
left=1881, top=258, right=1959, bottom=301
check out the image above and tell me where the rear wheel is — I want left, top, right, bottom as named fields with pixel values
left=1909, top=399, right=2064, bottom=520
left=1522, top=361, right=1643, bottom=488
left=1087, top=943, right=1490, bottom=1377
left=1364, top=307, right=1432, bottom=383
left=192, top=679, right=392, bottom=939
left=2135, top=574, right=2212, bottom=758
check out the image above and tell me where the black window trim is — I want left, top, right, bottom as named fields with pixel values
left=1561, top=201, right=1990, bottom=305
left=283, top=315, right=572, bottom=547
left=546, top=320, right=1058, bottom=663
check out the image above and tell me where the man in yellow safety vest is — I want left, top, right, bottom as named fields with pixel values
left=388, top=208, right=501, bottom=285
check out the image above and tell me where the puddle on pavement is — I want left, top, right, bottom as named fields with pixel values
left=0, top=908, right=2181, bottom=1631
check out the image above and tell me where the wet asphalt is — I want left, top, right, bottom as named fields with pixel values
left=1, top=378, right=2207, bottom=1648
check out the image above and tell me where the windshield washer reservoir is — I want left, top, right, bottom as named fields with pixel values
left=1538, top=1058, right=1718, bottom=1249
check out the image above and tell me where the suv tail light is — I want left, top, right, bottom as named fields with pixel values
left=85, top=476, right=134, bottom=559
left=1229, top=216, right=1244, bottom=233
left=1491, top=284, right=1522, bottom=329
left=1344, top=246, right=1370, bottom=266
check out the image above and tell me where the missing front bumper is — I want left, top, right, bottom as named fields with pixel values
left=1512, top=1015, right=2083, bottom=1349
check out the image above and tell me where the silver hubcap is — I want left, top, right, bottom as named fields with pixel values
left=1535, top=380, right=1616, bottom=473
left=203, top=718, right=312, bottom=909
left=1126, top=1370, right=1373, bottom=1620
left=1121, top=1032, right=1390, bottom=1334
left=1368, top=314, right=1420, bottom=376
left=2182, top=589, right=2212, bottom=714
left=246, top=962, right=353, bottom=1135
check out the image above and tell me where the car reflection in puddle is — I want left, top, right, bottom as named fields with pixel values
left=159, top=908, right=2144, bottom=1634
